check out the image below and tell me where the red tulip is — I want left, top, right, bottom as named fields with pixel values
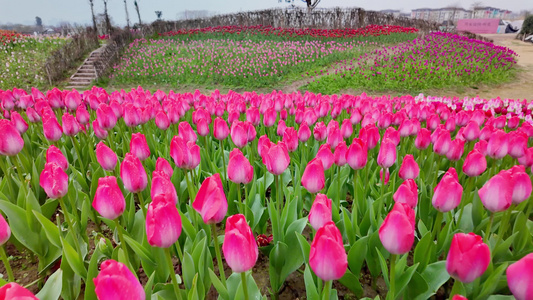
left=393, top=179, right=418, bottom=208
left=507, top=253, right=533, bottom=300
left=40, top=162, right=68, bottom=199
left=155, top=157, right=173, bottom=178
left=10, top=111, right=28, bottom=134
left=93, top=259, right=145, bottom=300
left=0, top=119, right=24, bottom=157
left=333, top=141, right=348, bottom=166
left=414, top=128, right=431, bottom=150
left=462, top=149, right=487, bottom=177
left=155, top=111, right=170, bottom=130
left=222, top=214, right=258, bottom=273
left=227, top=149, right=253, bottom=185
left=120, top=153, right=148, bottom=194
left=308, top=193, right=332, bottom=230
left=478, top=170, right=513, bottom=212
left=214, top=117, right=229, bottom=140
left=193, top=173, right=227, bottom=224
left=263, top=142, right=290, bottom=175
left=96, top=142, right=118, bottom=172
left=313, top=122, right=327, bottom=141
left=92, top=176, right=125, bottom=220
left=151, top=171, right=178, bottom=205
left=510, top=165, right=532, bottom=205
left=446, top=233, right=490, bottom=283
left=301, top=158, right=325, bottom=194
left=377, top=138, right=396, bottom=169
left=46, top=145, right=68, bottom=171
left=316, top=144, right=334, bottom=170
left=487, top=130, right=508, bottom=159
left=309, top=221, right=347, bottom=281
left=282, top=127, right=298, bottom=152
left=130, top=133, right=150, bottom=161
left=146, top=194, right=182, bottom=248
left=0, top=214, right=11, bottom=246
left=0, top=283, right=38, bottom=299
left=298, top=122, right=311, bottom=142
left=379, top=202, right=415, bottom=254
left=346, top=138, right=367, bottom=170
left=432, top=168, right=462, bottom=212
left=398, top=155, right=419, bottom=180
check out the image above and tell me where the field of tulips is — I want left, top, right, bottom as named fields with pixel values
left=0, top=31, right=66, bottom=90
left=0, top=86, right=533, bottom=300
left=304, top=32, right=518, bottom=94
left=109, top=25, right=418, bottom=89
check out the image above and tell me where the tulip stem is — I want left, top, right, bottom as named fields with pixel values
left=70, top=136, right=86, bottom=178
left=449, top=279, right=462, bottom=298
left=114, top=218, right=133, bottom=271
left=322, top=280, right=332, bottom=300
left=0, top=158, right=14, bottom=198
left=204, top=136, right=210, bottom=158
left=237, top=183, right=244, bottom=215
left=244, top=184, right=249, bottom=220
left=58, top=197, right=83, bottom=261
left=484, top=213, right=494, bottom=243
left=136, top=192, right=147, bottom=217
left=352, top=169, right=357, bottom=225
left=0, top=246, right=14, bottom=282
left=388, top=254, right=397, bottom=300
left=211, top=223, right=226, bottom=286
left=526, top=194, right=533, bottom=220
left=456, top=177, right=474, bottom=228
left=220, top=140, right=227, bottom=189
left=11, top=156, right=25, bottom=190
left=241, top=272, right=250, bottom=300
left=164, top=247, right=183, bottom=300
left=431, top=211, right=443, bottom=242
left=497, top=205, right=513, bottom=245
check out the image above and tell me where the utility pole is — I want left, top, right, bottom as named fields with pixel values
left=124, top=0, right=131, bottom=29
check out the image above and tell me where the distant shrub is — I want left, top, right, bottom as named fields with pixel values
left=521, top=15, right=533, bottom=35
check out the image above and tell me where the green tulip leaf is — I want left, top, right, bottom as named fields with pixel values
left=36, top=269, right=63, bottom=300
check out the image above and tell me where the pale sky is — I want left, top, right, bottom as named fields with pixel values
left=0, top=0, right=531, bottom=26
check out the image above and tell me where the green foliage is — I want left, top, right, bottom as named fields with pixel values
left=521, top=15, right=533, bottom=35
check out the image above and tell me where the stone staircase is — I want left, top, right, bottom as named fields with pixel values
left=65, top=47, right=104, bottom=90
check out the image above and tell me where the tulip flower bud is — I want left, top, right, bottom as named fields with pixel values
left=446, top=233, right=490, bottom=283
left=40, top=162, right=68, bottom=199
left=478, top=170, right=513, bottom=212
left=222, top=214, right=258, bottom=273
left=334, top=141, right=348, bottom=166
left=398, top=155, right=419, bottom=180
left=96, top=104, right=117, bottom=131
left=130, top=133, right=150, bottom=161
left=92, top=176, right=125, bottom=220
left=0, top=214, right=11, bottom=246
left=326, top=128, right=342, bottom=150
left=379, top=203, right=415, bottom=255
left=0, top=282, right=38, bottom=299
left=263, top=108, right=277, bottom=127
left=230, top=121, right=249, bottom=148
left=510, top=165, right=532, bottom=205
left=393, top=179, right=418, bottom=208
left=193, top=174, right=228, bottom=224
left=76, top=105, right=90, bottom=125
left=46, top=145, right=68, bottom=171
left=346, top=138, right=367, bottom=170
left=508, top=131, right=528, bottom=159
left=178, top=121, right=197, bottom=143
left=155, top=157, right=173, bottom=178
left=446, top=139, right=465, bottom=161
left=433, top=130, right=451, bottom=156
left=383, top=127, right=400, bottom=146
left=316, top=144, right=334, bottom=170
left=313, top=122, right=327, bottom=141
left=213, top=117, right=229, bottom=140
left=282, top=127, right=298, bottom=152
left=301, top=158, right=325, bottom=194
left=359, top=124, right=380, bottom=149
left=42, top=114, right=63, bottom=142
left=432, top=168, right=462, bottom=212
left=151, top=171, right=178, bottom=205
left=155, top=111, right=170, bottom=130
left=298, top=122, right=311, bottom=142
left=120, top=153, right=148, bottom=194
left=487, top=130, right=508, bottom=159
left=462, top=149, right=486, bottom=177
left=196, top=118, right=210, bottom=137
left=377, top=138, right=397, bottom=169
left=309, top=221, right=347, bottom=281
left=26, top=107, right=40, bottom=123
left=94, top=260, right=145, bottom=300
left=62, top=113, right=81, bottom=136
left=277, top=120, right=287, bottom=136
left=308, top=194, right=332, bottom=230
left=506, top=253, right=533, bottom=300
left=340, top=119, right=353, bottom=139
left=10, top=111, right=28, bottom=134
left=92, top=119, right=108, bottom=140
left=414, top=128, right=431, bottom=150
left=452, top=295, right=468, bottom=300
left=227, top=149, right=254, bottom=185
left=263, top=142, right=290, bottom=175
left=146, top=194, right=182, bottom=248
left=96, top=142, right=118, bottom=172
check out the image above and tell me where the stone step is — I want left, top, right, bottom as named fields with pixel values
left=76, top=70, right=95, bottom=74
left=73, top=74, right=95, bottom=78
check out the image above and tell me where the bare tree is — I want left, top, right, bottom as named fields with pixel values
left=124, top=0, right=131, bottom=29
left=88, top=0, right=97, bottom=33
left=103, top=0, right=113, bottom=35
left=134, top=0, right=142, bottom=26
left=470, top=1, right=485, bottom=18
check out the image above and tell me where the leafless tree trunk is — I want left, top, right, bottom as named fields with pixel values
left=124, top=0, right=131, bottom=29
left=89, top=0, right=97, bottom=33
left=134, top=0, right=142, bottom=26
left=103, top=0, right=112, bottom=35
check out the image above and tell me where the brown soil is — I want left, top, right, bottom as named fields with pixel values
left=0, top=244, right=42, bottom=294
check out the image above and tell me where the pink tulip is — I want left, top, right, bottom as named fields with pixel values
left=398, top=155, right=419, bottom=180
left=170, top=136, right=200, bottom=170
left=222, top=214, right=258, bottom=273
left=263, top=108, right=277, bottom=127
left=452, top=296, right=468, bottom=300
left=313, top=122, right=327, bottom=141
left=230, top=121, right=249, bottom=148
left=193, top=174, right=227, bottom=224
left=0, top=283, right=38, bottom=299
left=308, top=194, right=332, bottom=230
left=298, top=122, right=312, bottom=142
left=415, top=128, right=431, bottom=150
left=432, top=168, right=463, bottom=212
left=263, top=142, right=290, bottom=175
left=282, top=127, right=298, bottom=152
left=178, top=121, right=197, bottom=143
left=340, top=119, right=353, bottom=139
left=151, top=171, right=178, bottom=205
left=146, top=194, right=182, bottom=248
left=94, top=259, right=145, bottom=300
left=383, top=127, right=400, bottom=146
left=120, top=153, right=148, bottom=194
left=196, top=118, right=210, bottom=137
left=64, top=91, right=81, bottom=111
left=463, top=121, right=480, bottom=141
left=42, top=114, right=63, bottom=142
left=0, top=214, right=11, bottom=246
left=93, top=119, right=108, bottom=140
left=301, top=158, right=325, bottom=194
left=433, top=129, right=451, bottom=156
left=227, top=149, right=254, bottom=185
left=334, top=141, right=348, bottom=166
left=277, top=120, right=287, bottom=136
left=92, top=176, right=125, bottom=220
left=96, top=104, right=117, bottom=131
left=346, top=138, right=367, bottom=170
left=379, top=202, right=415, bottom=254
left=326, top=128, right=343, bottom=150
left=155, top=111, right=170, bottom=130
left=359, top=124, right=380, bottom=149
left=446, top=233, right=490, bottom=283
left=246, top=107, right=260, bottom=126
left=508, top=131, right=527, bottom=159
left=0, top=119, right=24, bottom=156
left=316, top=144, right=334, bottom=170
left=393, top=179, right=418, bottom=208
left=46, top=145, right=68, bottom=171
left=487, top=130, right=508, bottom=159
left=257, top=134, right=272, bottom=158
left=10, top=111, right=28, bottom=134
left=76, top=105, right=90, bottom=125
left=40, top=162, right=68, bottom=199
left=123, top=104, right=141, bottom=127
left=377, top=138, right=396, bottom=169
left=510, top=165, right=532, bottom=205
left=62, top=113, right=81, bottom=136
left=518, top=147, right=533, bottom=168
left=474, top=140, right=488, bottom=156
left=309, top=221, right=347, bottom=281
left=507, top=253, right=533, bottom=300
left=96, top=142, right=118, bottom=172
left=26, top=107, right=40, bottom=123
left=213, top=117, right=230, bottom=140
left=446, top=139, right=465, bottom=161
left=462, top=149, right=487, bottom=177
left=478, top=170, right=513, bottom=212
left=155, top=157, right=173, bottom=178
left=130, top=133, right=150, bottom=161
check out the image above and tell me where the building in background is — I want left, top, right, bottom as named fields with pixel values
left=410, top=6, right=512, bottom=24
